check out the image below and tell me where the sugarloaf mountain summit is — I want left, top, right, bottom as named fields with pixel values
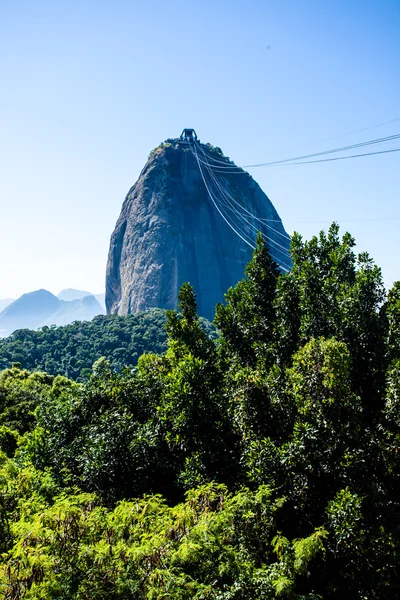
left=106, top=130, right=291, bottom=319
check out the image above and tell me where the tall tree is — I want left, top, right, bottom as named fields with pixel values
left=275, top=223, right=386, bottom=413
left=215, top=232, right=281, bottom=369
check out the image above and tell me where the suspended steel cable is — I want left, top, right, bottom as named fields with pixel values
left=287, top=117, right=400, bottom=151
left=205, top=163, right=293, bottom=261
left=191, top=141, right=257, bottom=251
left=180, top=121, right=399, bottom=263
left=194, top=142, right=290, bottom=246
left=271, top=146, right=400, bottom=167
left=201, top=166, right=291, bottom=239
left=198, top=147, right=278, bottom=237
left=196, top=145, right=291, bottom=238
left=193, top=148, right=244, bottom=172
left=192, top=142, right=268, bottom=253
left=200, top=151, right=293, bottom=251
left=189, top=140, right=292, bottom=272
left=194, top=144, right=243, bottom=169
left=242, top=133, right=400, bottom=168
left=189, top=128, right=400, bottom=175
left=199, top=159, right=265, bottom=251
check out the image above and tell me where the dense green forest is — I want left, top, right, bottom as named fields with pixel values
left=1, top=223, right=399, bottom=599
left=0, top=310, right=215, bottom=381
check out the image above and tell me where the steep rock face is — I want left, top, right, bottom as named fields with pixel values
left=106, top=139, right=291, bottom=320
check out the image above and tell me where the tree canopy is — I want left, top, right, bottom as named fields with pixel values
left=0, top=223, right=399, bottom=599
left=0, top=309, right=216, bottom=381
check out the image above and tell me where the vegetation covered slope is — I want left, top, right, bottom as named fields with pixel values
left=0, top=309, right=215, bottom=381
left=0, top=223, right=399, bottom=599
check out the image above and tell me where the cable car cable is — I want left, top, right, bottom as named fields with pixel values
left=243, top=133, right=400, bottom=168
left=190, top=140, right=292, bottom=271
left=269, top=146, right=400, bottom=167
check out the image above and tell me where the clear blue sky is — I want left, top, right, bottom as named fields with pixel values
left=1, top=0, right=399, bottom=298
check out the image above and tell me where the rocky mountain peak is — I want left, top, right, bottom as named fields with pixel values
left=106, top=136, right=291, bottom=320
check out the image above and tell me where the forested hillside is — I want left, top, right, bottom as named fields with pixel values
left=0, top=310, right=215, bottom=381
left=1, top=224, right=399, bottom=599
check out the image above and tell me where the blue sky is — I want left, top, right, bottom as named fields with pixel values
left=1, top=0, right=399, bottom=298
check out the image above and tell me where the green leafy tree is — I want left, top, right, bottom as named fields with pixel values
left=280, top=338, right=363, bottom=531
left=382, top=280, right=400, bottom=365
left=215, top=232, right=281, bottom=369
left=275, top=223, right=386, bottom=414
left=1, top=223, right=399, bottom=599
left=0, top=309, right=215, bottom=381
left=163, top=284, right=240, bottom=491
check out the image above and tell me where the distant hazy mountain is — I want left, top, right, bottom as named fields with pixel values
left=94, top=293, right=106, bottom=310
left=0, top=289, right=60, bottom=336
left=0, top=289, right=105, bottom=337
left=58, top=289, right=106, bottom=311
left=0, top=298, right=13, bottom=312
left=41, top=295, right=104, bottom=327
left=57, top=288, right=92, bottom=301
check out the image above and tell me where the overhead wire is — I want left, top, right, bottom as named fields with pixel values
left=190, top=126, right=400, bottom=173
left=190, top=140, right=257, bottom=252
left=193, top=143, right=242, bottom=168
left=242, top=133, right=400, bottom=168
left=195, top=143, right=292, bottom=246
left=185, top=118, right=400, bottom=271
left=189, top=139, right=292, bottom=272
left=192, top=148, right=244, bottom=172
left=287, top=117, right=400, bottom=151
left=191, top=142, right=265, bottom=252
left=204, top=162, right=293, bottom=265
left=207, top=168, right=292, bottom=245
left=196, top=146, right=266, bottom=230
left=197, top=144, right=292, bottom=247
left=198, top=153, right=266, bottom=252
left=196, top=144, right=289, bottom=234
left=271, top=146, right=400, bottom=167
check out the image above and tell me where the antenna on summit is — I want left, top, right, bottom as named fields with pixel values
left=180, top=128, right=199, bottom=143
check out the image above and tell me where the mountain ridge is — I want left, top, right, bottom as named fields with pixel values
left=0, top=288, right=105, bottom=337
